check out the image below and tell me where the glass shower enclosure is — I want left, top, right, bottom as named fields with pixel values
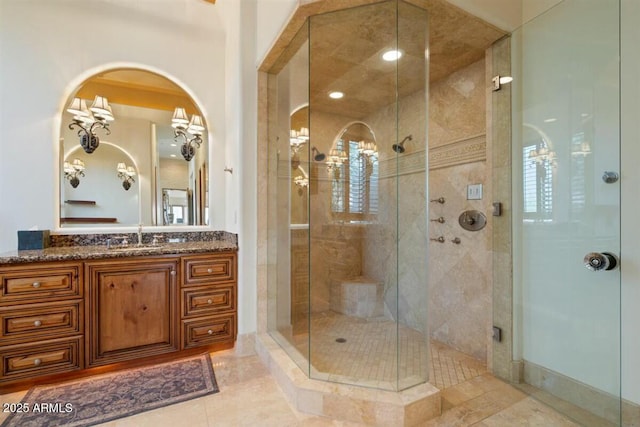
left=266, top=0, right=429, bottom=391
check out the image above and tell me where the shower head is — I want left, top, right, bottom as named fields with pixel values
left=392, top=143, right=405, bottom=153
left=311, top=146, right=326, bottom=162
left=392, top=135, right=413, bottom=153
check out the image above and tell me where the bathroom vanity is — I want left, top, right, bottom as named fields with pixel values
left=0, top=233, right=237, bottom=391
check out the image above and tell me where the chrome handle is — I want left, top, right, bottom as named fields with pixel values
left=33, top=320, right=42, bottom=327
left=584, top=252, right=618, bottom=271
left=430, top=236, right=445, bottom=243
left=430, top=217, right=445, bottom=223
left=207, top=329, right=213, bottom=335
left=32, top=282, right=41, bottom=289
left=33, top=358, right=42, bottom=366
left=451, top=237, right=461, bottom=244
left=430, top=197, right=445, bottom=204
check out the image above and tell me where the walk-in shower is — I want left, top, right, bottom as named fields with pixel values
left=265, top=0, right=430, bottom=392
left=260, top=0, right=628, bottom=424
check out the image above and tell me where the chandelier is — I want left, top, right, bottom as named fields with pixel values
left=172, top=107, right=205, bottom=161
left=67, top=96, right=115, bottom=154
left=572, top=141, right=592, bottom=157
left=528, top=144, right=556, bottom=165
left=326, top=148, right=347, bottom=176
left=63, top=159, right=85, bottom=188
left=357, top=140, right=378, bottom=163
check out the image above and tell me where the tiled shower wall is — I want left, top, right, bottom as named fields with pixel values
left=427, top=58, right=492, bottom=362
left=290, top=57, right=492, bottom=363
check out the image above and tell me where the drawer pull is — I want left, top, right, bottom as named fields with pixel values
left=207, top=299, right=213, bottom=304
left=33, top=358, right=42, bottom=366
left=207, top=268, right=213, bottom=273
left=207, top=329, right=213, bottom=335
left=33, top=320, right=42, bottom=327
left=32, top=282, right=41, bottom=288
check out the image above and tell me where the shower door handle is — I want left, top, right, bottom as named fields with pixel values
left=583, top=252, right=618, bottom=271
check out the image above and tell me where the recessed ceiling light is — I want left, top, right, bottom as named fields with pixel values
left=382, top=49, right=403, bottom=61
left=544, top=118, right=557, bottom=123
left=170, top=154, right=176, bottom=158
left=329, top=91, right=344, bottom=99
left=170, top=143, right=177, bottom=147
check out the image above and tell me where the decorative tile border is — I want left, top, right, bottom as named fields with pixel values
left=429, top=134, right=486, bottom=170
left=378, top=150, right=427, bottom=179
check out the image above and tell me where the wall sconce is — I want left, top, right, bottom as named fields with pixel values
left=63, top=159, right=85, bottom=188
left=67, top=96, right=115, bottom=154
left=528, top=144, right=557, bottom=167
left=290, top=127, right=309, bottom=154
left=357, top=140, right=378, bottom=163
left=117, top=162, right=136, bottom=191
left=326, top=148, right=347, bottom=176
left=172, top=107, right=204, bottom=161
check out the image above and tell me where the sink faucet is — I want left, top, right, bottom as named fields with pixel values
left=137, top=223, right=143, bottom=246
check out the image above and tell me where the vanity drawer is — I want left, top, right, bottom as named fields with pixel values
left=0, top=300, right=82, bottom=343
left=0, top=263, right=82, bottom=304
left=182, top=285, right=235, bottom=318
left=0, top=336, right=83, bottom=382
left=182, top=253, right=236, bottom=286
left=181, top=313, right=236, bottom=349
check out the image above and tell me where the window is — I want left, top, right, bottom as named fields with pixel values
left=331, top=139, right=378, bottom=217
left=523, top=143, right=554, bottom=221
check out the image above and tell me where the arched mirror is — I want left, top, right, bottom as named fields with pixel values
left=59, top=68, right=209, bottom=227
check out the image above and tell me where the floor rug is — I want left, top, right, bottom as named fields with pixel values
left=1, top=354, right=218, bottom=427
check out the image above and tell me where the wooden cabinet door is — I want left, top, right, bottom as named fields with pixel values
left=86, top=257, right=179, bottom=366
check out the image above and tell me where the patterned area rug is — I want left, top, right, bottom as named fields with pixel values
left=1, top=354, right=218, bottom=427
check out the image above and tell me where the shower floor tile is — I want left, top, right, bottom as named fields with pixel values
left=290, top=311, right=486, bottom=390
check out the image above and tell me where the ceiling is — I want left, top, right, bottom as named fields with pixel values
left=76, top=69, right=198, bottom=114
left=284, top=0, right=506, bottom=120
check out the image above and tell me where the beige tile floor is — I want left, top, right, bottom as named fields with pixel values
left=0, top=341, right=594, bottom=426
left=290, top=311, right=484, bottom=390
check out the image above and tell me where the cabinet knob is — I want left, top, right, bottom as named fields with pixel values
left=33, top=358, right=42, bottom=366
left=33, top=320, right=42, bottom=327
left=32, top=282, right=41, bottom=288
left=170, top=270, right=176, bottom=276
left=207, top=268, right=213, bottom=273
left=207, top=299, right=213, bottom=305
left=207, top=329, right=213, bottom=335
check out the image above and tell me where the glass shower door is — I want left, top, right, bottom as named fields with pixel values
left=512, top=0, right=621, bottom=424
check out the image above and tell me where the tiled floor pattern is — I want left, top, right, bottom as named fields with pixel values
left=290, top=311, right=483, bottom=390
left=0, top=343, right=594, bottom=426
left=429, top=340, right=486, bottom=389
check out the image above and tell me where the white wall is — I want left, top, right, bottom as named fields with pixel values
left=255, top=0, right=298, bottom=66
left=0, top=0, right=226, bottom=252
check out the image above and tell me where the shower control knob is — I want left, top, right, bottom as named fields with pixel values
left=584, top=252, right=618, bottom=271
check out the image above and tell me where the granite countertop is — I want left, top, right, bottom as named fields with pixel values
left=0, top=231, right=238, bottom=265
